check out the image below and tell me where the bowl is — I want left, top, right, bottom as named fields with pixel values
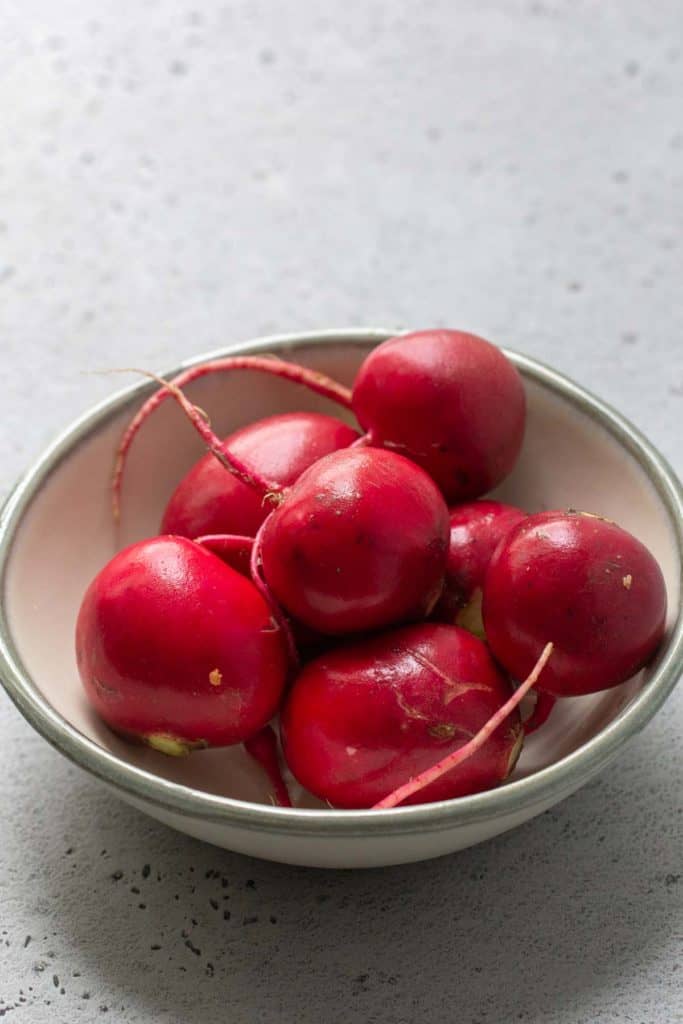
left=1, top=328, right=681, bottom=868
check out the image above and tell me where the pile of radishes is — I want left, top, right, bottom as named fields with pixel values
left=76, top=330, right=667, bottom=810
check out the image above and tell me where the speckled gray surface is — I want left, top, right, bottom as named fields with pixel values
left=1, top=1, right=681, bottom=1021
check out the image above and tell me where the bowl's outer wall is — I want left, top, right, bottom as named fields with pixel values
left=115, top=776, right=596, bottom=869
left=1, top=330, right=681, bottom=867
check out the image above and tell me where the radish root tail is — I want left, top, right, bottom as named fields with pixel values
left=112, top=370, right=285, bottom=521
left=244, top=725, right=292, bottom=808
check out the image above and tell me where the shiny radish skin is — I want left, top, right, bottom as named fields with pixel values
left=76, top=537, right=289, bottom=752
left=162, top=412, right=359, bottom=539
left=483, top=511, right=667, bottom=697
left=281, top=624, right=523, bottom=808
left=352, top=330, right=526, bottom=502
left=433, top=500, right=527, bottom=629
left=259, top=447, right=450, bottom=636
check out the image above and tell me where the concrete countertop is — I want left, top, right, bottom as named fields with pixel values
left=0, top=2, right=681, bottom=1021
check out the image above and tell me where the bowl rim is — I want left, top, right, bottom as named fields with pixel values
left=1, top=327, right=682, bottom=838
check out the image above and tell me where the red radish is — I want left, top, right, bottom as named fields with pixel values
left=112, top=357, right=353, bottom=520
left=162, top=412, right=359, bottom=539
left=483, top=511, right=667, bottom=697
left=281, top=624, right=528, bottom=808
left=433, top=500, right=527, bottom=634
left=352, top=329, right=526, bottom=502
left=258, top=447, right=450, bottom=635
left=243, top=725, right=292, bottom=807
left=76, top=536, right=289, bottom=753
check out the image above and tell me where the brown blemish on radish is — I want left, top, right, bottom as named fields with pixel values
left=92, top=676, right=120, bottom=698
left=427, top=722, right=462, bottom=741
left=623, top=574, right=633, bottom=589
left=209, top=668, right=222, bottom=687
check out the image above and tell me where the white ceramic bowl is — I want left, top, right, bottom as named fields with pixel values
left=1, top=329, right=681, bottom=868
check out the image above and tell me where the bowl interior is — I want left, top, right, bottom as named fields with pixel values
left=3, top=337, right=681, bottom=809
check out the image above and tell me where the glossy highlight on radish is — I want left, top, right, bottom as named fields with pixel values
left=281, top=624, right=525, bottom=808
left=483, top=511, right=667, bottom=697
left=76, top=536, right=289, bottom=752
left=352, top=329, right=526, bottom=502
left=162, top=412, right=359, bottom=539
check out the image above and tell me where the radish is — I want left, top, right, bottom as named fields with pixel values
left=257, top=447, right=450, bottom=635
left=483, top=511, right=667, bottom=697
left=162, top=412, right=359, bottom=539
left=280, top=623, right=528, bottom=808
left=131, top=377, right=451, bottom=637
left=76, top=536, right=289, bottom=753
left=352, top=329, right=526, bottom=502
left=433, top=500, right=527, bottom=635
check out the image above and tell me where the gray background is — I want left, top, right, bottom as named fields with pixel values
left=1, top=1, right=681, bottom=1021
